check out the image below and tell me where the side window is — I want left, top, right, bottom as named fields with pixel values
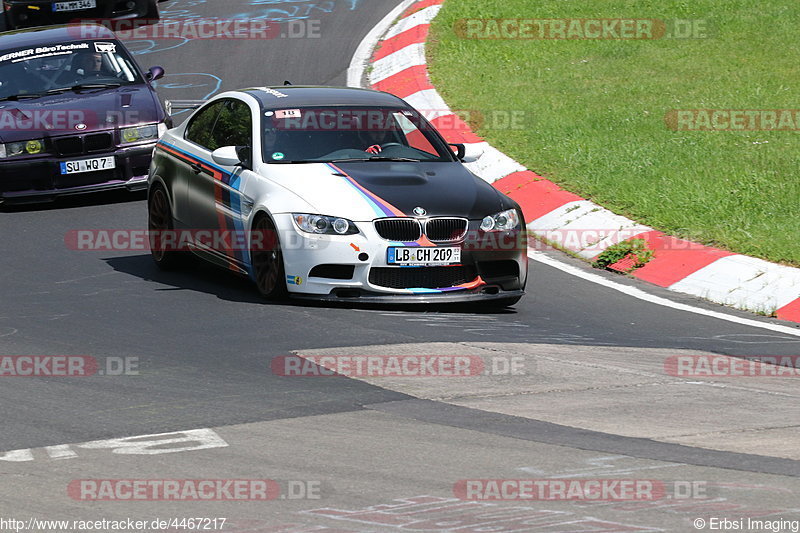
left=185, top=101, right=224, bottom=149
left=209, top=99, right=253, bottom=150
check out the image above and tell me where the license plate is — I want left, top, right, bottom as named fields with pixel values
left=52, top=0, right=96, bottom=12
left=60, top=157, right=115, bottom=175
left=387, top=247, right=461, bottom=266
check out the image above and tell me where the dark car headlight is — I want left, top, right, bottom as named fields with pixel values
left=480, top=208, right=520, bottom=232
left=293, top=214, right=360, bottom=235
left=0, top=139, right=45, bottom=159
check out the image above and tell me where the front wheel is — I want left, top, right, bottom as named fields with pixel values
left=251, top=215, right=287, bottom=300
left=143, top=0, right=159, bottom=21
left=148, top=186, right=181, bottom=270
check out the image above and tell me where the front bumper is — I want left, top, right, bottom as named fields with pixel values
left=275, top=214, right=528, bottom=302
left=0, top=143, right=154, bottom=203
left=4, top=0, right=154, bottom=28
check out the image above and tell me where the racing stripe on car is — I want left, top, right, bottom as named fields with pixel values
left=327, top=163, right=406, bottom=218
left=156, top=141, right=246, bottom=270
left=326, top=163, right=438, bottom=248
left=405, top=274, right=486, bottom=294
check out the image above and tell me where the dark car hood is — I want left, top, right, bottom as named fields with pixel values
left=0, top=85, right=161, bottom=142
left=334, top=161, right=509, bottom=219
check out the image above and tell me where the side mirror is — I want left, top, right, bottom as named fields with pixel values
left=211, top=146, right=241, bottom=167
left=462, top=144, right=484, bottom=163
left=146, top=66, right=165, bottom=82
left=449, top=143, right=484, bottom=163
left=236, top=145, right=253, bottom=170
left=449, top=143, right=465, bottom=160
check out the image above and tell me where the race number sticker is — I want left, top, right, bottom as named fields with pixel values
left=275, top=109, right=301, bottom=119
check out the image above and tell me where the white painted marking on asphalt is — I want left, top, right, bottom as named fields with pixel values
left=369, top=42, right=427, bottom=84
left=0, top=449, right=34, bottom=462
left=461, top=142, right=526, bottom=183
left=0, top=428, right=228, bottom=462
left=528, top=201, right=652, bottom=258
left=383, top=4, right=442, bottom=40
left=347, top=0, right=415, bottom=87
left=403, top=89, right=452, bottom=120
left=45, top=445, right=77, bottom=460
left=529, top=251, right=800, bottom=336
left=78, top=428, right=228, bottom=455
left=670, top=254, right=800, bottom=312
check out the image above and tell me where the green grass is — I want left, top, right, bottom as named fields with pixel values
left=428, top=0, right=800, bottom=266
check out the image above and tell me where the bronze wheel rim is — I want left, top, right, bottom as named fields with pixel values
left=148, top=188, right=170, bottom=262
left=251, top=217, right=281, bottom=296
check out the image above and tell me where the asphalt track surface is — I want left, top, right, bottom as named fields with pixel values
left=1, top=0, right=800, bottom=530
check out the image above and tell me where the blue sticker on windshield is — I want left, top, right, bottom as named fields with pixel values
left=272, top=152, right=285, bottom=160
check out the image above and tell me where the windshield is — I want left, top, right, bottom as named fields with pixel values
left=261, top=106, right=455, bottom=164
left=0, top=41, right=142, bottom=100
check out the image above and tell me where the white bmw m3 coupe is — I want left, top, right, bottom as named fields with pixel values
left=147, top=86, right=527, bottom=306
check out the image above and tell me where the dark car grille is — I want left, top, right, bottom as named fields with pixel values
left=374, top=217, right=468, bottom=243
left=374, top=218, right=422, bottom=242
left=85, top=133, right=114, bottom=152
left=425, top=218, right=468, bottom=242
left=54, top=133, right=114, bottom=156
left=369, top=266, right=476, bottom=289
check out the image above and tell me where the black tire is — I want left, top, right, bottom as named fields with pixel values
left=148, top=186, right=181, bottom=270
left=251, top=215, right=287, bottom=300
left=143, top=0, right=159, bottom=21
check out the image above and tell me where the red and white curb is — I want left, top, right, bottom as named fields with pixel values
left=349, top=0, right=800, bottom=324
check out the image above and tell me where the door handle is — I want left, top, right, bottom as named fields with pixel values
left=189, top=162, right=203, bottom=174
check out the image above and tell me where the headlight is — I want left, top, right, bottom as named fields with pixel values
left=121, top=124, right=159, bottom=144
left=158, top=122, right=168, bottom=137
left=480, top=208, right=520, bottom=232
left=293, top=214, right=360, bottom=235
left=0, top=138, right=46, bottom=159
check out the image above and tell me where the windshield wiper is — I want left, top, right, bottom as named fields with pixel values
left=46, top=83, right=122, bottom=95
left=368, top=156, right=421, bottom=162
left=0, top=93, right=48, bottom=102
left=267, top=160, right=321, bottom=164
left=330, top=157, right=421, bottom=163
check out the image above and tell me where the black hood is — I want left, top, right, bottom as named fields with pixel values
left=335, top=161, right=512, bottom=219
left=0, top=85, right=162, bottom=143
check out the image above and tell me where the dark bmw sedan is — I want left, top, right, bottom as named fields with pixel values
left=0, top=24, right=167, bottom=203
left=3, top=0, right=160, bottom=31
